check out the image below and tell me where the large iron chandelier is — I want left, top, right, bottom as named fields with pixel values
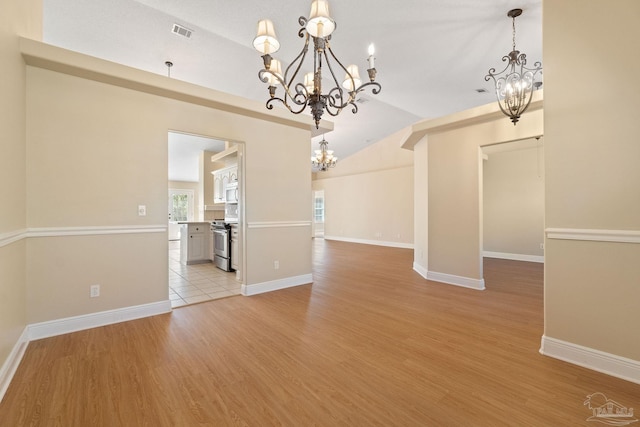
left=311, top=137, right=337, bottom=171
left=485, top=8, right=542, bottom=125
left=253, top=0, right=382, bottom=128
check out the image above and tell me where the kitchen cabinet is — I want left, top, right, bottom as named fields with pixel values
left=179, top=222, right=210, bottom=265
left=213, top=174, right=223, bottom=203
left=230, top=224, right=239, bottom=271
left=212, top=164, right=238, bottom=203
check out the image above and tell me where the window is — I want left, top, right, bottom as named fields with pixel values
left=171, top=193, right=189, bottom=222
left=314, top=192, right=324, bottom=223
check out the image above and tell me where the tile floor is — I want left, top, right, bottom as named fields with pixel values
left=168, top=240, right=242, bottom=308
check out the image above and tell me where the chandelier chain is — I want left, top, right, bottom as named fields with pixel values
left=512, top=15, right=516, bottom=52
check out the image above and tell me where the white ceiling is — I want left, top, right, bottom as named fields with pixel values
left=42, top=0, right=542, bottom=174
left=168, top=132, right=227, bottom=182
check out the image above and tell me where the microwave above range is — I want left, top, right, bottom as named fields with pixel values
left=224, top=181, right=238, bottom=204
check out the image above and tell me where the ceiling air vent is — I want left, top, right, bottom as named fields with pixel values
left=172, top=23, right=193, bottom=39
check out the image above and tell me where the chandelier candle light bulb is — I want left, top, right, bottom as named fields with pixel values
left=253, top=0, right=381, bottom=128
left=368, top=43, right=375, bottom=69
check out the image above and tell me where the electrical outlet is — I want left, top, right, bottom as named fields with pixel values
left=138, top=205, right=146, bottom=216
left=274, top=260, right=279, bottom=270
left=90, top=284, right=100, bottom=298
left=540, top=243, right=544, bottom=250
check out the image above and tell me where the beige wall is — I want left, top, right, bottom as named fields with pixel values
left=0, top=0, right=40, bottom=375
left=169, top=181, right=199, bottom=196
left=312, top=128, right=414, bottom=247
left=413, top=139, right=429, bottom=269
left=26, top=234, right=167, bottom=323
left=544, top=0, right=640, bottom=360
left=419, top=110, right=543, bottom=281
left=483, top=144, right=544, bottom=257
left=24, top=45, right=312, bottom=322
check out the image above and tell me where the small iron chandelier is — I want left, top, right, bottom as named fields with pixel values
left=311, top=137, right=337, bottom=171
left=253, top=0, right=382, bottom=128
left=485, top=8, right=542, bottom=125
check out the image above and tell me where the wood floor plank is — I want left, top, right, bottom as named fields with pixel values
left=1, top=239, right=639, bottom=426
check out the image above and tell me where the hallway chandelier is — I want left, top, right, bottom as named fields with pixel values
left=253, top=0, right=382, bottom=128
left=485, top=8, right=542, bottom=125
left=311, top=137, right=337, bottom=171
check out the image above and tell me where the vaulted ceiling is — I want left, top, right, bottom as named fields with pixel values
left=43, top=0, right=542, bottom=166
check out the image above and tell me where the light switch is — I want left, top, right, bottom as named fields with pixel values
left=138, top=205, right=146, bottom=216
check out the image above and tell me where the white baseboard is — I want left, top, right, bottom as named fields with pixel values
left=426, top=270, right=485, bottom=290
left=540, top=335, right=640, bottom=385
left=413, top=262, right=428, bottom=279
left=483, top=251, right=544, bottom=263
left=0, top=327, right=29, bottom=403
left=0, top=300, right=172, bottom=403
left=28, top=300, right=172, bottom=341
left=324, top=235, right=414, bottom=249
left=242, top=274, right=313, bottom=296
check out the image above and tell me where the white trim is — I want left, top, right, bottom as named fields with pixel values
left=546, top=228, right=640, bottom=244
left=247, top=221, right=311, bottom=229
left=241, top=274, right=312, bottom=296
left=28, top=300, right=172, bottom=341
left=0, top=229, right=28, bottom=248
left=540, top=335, right=640, bottom=385
left=413, top=262, right=428, bottom=279
left=426, top=271, right=485, bottom=290
left=483, top=251, right=544, bottom=263
left=0, top=226, right=168, bottom=247
left=27, top=225, right=167, bottom=238
left=324, top=235, right=414, bottom=249
left=0, top=327, right=29, bottom=403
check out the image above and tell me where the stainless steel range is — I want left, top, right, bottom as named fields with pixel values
left=211, top=221, right=234, bottom=272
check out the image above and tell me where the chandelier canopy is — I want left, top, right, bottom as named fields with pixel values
left=253, top=0, right=381, bottom=128
left=311, top=137, right=337, bottom=171
left=485, top=9, right=542, bottom=125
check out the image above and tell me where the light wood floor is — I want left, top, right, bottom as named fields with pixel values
left=1, top=239, right=639, bottom=426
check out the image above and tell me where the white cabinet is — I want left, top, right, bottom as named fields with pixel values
left=179, top=223, right=210, bottom=265
left=212, top=164, right=238, bottom=203
left=213, top=173, right=224, bottom=203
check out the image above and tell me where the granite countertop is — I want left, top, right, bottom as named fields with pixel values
left=177, top=221, right=212, bottom=224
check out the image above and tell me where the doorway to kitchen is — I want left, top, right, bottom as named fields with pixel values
left=167, top=131, right=244, bottom=307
